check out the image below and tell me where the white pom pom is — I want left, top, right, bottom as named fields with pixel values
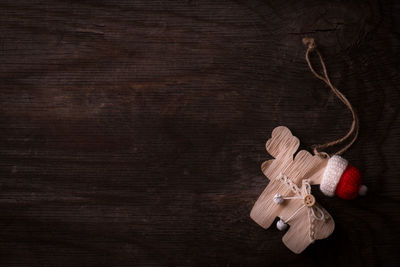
left=359, top=185, right=368, bottom=196
left=273, top=194, right=284, bottom=204
left=276, top=219, right=288, bottom=231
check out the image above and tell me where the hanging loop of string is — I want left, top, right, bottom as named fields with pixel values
left=302, top=37, right=359, bottom=157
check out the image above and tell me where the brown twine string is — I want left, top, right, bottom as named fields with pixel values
left=302, top=37, right=359, bottom=157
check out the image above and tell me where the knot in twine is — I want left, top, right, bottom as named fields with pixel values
left=302, top=37, right=316, bottom=50
left=277, top=174, right=329, bottom=241
left=301, top=38, right=359, bottom=157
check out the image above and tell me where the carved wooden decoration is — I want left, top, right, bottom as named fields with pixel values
left=250, top=126, right=335, bottom=254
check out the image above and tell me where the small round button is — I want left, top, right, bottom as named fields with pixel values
left=304, top=194, right=315, bottom=207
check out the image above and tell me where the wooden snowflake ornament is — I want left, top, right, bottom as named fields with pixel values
left=250, top=126, right=335, bottom=254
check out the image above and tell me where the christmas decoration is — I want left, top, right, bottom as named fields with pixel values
left=250, top=38, right=367, bottom=253
left=321, top=155, right=367, bottom=199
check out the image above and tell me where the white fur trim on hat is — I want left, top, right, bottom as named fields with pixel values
left=320, top=155, right=348, bottom=196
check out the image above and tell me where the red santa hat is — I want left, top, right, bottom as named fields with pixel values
left=320, top=155, right=368, bottom=199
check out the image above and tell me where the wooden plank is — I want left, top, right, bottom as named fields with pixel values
left=0, top=0, right=399, bottom=265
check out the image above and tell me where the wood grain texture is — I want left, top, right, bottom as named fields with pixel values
left=0, top=0, right=399, bottom=266
left=250, top=126, right=333, bottom=254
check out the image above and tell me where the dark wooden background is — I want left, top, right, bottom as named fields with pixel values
left=1, top=0, right=399, bottom=266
